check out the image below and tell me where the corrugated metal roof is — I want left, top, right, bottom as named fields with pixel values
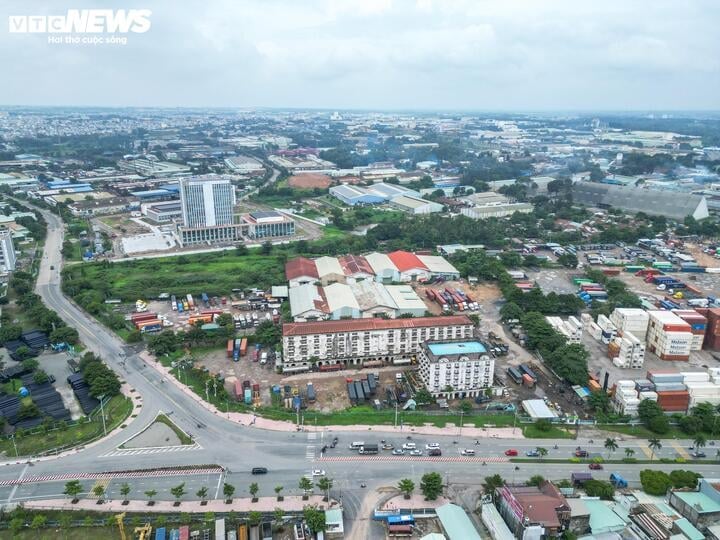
left=436, top=503, right=482, bottom=540
left=285, top=257, right=319, bottom=280
left=339, top=254, right=374, bottom=277
left=325, top=282, right=360, bottom=312
left=387, top=250, right=428, bottom=272
left=385, top=285, right=426, bottom=311
left=288, top=284, right=327, bottom=318
left=349, top=280, right=397, bottom=311
left=315, top=256, right=343, bottom=278
left=417, top=255, right=459, bottom=275
left=283, top=315, right=472, bottom=336
left=364, top=252, right=399, bottom=275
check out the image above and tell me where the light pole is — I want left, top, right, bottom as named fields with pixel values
left=394, top=403, right=399, bottom=429
left=99, top=395, right=107, bottom=436
left=459, top=409, right=464, bottom=437
left=10, top=434, right=18, bottom=457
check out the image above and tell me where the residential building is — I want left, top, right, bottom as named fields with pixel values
left=496, top=481, right=571, bottom=538
left=281, top=315, right=474, bottom=372
left=418, top=341, right=494, bottom=399
left=241, top=211, right=295, bottom=239
left=669, top=478, right=720, bottom=531
left=0, top=228, right=17, bottom=272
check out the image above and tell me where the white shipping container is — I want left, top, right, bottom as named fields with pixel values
left=617, top=380, right=636, bottom=388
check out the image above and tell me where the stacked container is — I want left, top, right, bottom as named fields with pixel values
left=610, top=308, right=650, bottom=341
left=580, top=313, right=593, bottom=329
left=612, top=380, right=640, bottom=416
left=646, top=311, right=693, bottom=361
left=610, top=331, right=645, bottom=369
left=685, top=381, right=720, bottom=408
left=545, top=316, right=583, bottom=344
left=696, top=308, right=720, bottom=351
left=672, top=310, right=707, bottom=351
left=648, top=370, right=690, bottom=412
left=597, top=314, right=617, bottom=344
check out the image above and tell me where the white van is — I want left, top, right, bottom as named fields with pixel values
left=260, top=352, right=268, bottom=365
left=349, top=441, right=365, bottom=450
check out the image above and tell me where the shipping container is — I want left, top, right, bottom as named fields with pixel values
left=240, top=338, right=248, bottom=356
left=519, top=364, right=537, bottom=381
left=227, top=340, right=234, bottom=358
left=507, top=367, right=522, bottom=384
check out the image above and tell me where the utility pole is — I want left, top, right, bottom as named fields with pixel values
left=99, top=395, right=107, bottom=436
left=10, top=434, right=18, bottom=457
left=394, top=403, right=398, bottom=428
left=459, top=409, right=464, bottom=437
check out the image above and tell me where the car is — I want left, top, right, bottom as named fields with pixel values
left=589, top=463, right=603, bottom=470
left=392, top=449, right=405, bottom=455
left=251, top=467, right=268, bottom=475
left=425, top=443, right=440, bottom=450
left=428, top=448, right=442, bottom=456
left=311, top=469, right=326, bottom=477
left=526, top=449, right=540, bottom=457
left=409, top=449, right=422, bottom=456
left=692, top=451, right=706, bottom=458
left=460, top=449, right=475, bottom=456
left=382, top=444, right=394, bottom=450
left=504, top=449, right=518, bottom=456
left=402, top=442, right=417, bottom=450
left=575, top=449, right=589, bottom=458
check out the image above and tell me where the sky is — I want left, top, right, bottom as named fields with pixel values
left=1, top=0, right=719, bottom=111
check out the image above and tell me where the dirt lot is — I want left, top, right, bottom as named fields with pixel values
left=525, top=267, right=578, bottom=295
left=287, top=173, right=332, bottom=189
left=685, top=241, right=720, bottom=268
left=96, top=214, right=149, bottom=235
left=613, top=269, right=720, bottom=306
left=413, top=280, right=501, bottom=315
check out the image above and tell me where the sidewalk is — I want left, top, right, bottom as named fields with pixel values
left=140, top=352, right=524, bottom=439
left=24, top=495, right=334, bottom=513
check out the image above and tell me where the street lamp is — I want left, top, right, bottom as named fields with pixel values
left=459, top=409, right=464, bottom=437
left=9, top=434, right=18, bottom=457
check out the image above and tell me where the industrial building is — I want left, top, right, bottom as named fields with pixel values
left=388, top=193, right=443, bottom=214
left=572, top=182, right=710, bottom=221
left=418, top=341, right=494, bottom=399
left=460, top=191, right=533, bottom=219
left=179, top=175, right=236, bottom=228
left=328, top=182, right=418, bottom=206
left=285, top=256, right=319, bottom=287
left=280, top=315, right=474, bottom=372
left=364, top=252, right=401, bottom=283
left=142, top=201, right=183, bottom=223
left=387, top=251, right=432, bottom=282
left=0, top=228, right=17, bottom=272
left=241, top=211, right=295, bottom=240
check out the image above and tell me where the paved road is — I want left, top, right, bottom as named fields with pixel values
left=4, top=202, right=720, bottom=536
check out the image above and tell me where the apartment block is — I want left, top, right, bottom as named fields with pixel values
left=418, top=341, right=494, bottom=399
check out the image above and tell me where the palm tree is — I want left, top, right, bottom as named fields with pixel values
left=693, top=434, right=707, bottom=454
left=317, top=476, right=333, bottom=502
left=273, top=507, right=285, bottom=532
left=145, top=489, right=157, bottom=506
left=398, top=479, right=415, bottom=499
left=604, top=438, right=618, bottom=459
left=625, top=448, right=635, bottom=459
left=120, top=483, right=131, bottom=504
left=274, top=485, right=284, bottom=501
left=648, top=438, right=662, bottom=461
left=196, top=486, right=208, bottom=505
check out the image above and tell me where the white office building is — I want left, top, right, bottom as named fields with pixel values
left=0, top=228, right=17, bottom=272
left=418, top=341, right=494, bottom=399
left=179, top=175, right=236, bottom=228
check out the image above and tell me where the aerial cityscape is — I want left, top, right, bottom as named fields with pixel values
left=1, top=1, right=720, bottom=540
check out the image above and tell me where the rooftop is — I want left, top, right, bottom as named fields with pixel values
left=283, top=315, right=472, bottom=336
left=673, top=491, right=720, bottom=513
left=384, top=285, right=426, bottom=311
left=435, top=503, right=482, bottom=540
left=387, top=250, right=428, bottom=272
left=285, top=257, right=319, bottom=280
left=427, top=341, right=487, bottom=356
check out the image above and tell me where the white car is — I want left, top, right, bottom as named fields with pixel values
left=402, top=442, right=417, bottom=450
left=311, top=469, right=326, bottom=477
left=460, top=449, right=476, bottom=456
left=425, top=443, right=440, bottom=450
left=409, top=449, right=423, bottom=456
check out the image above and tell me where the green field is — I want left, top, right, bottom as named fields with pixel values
left=0, top=395, right=132, bottom=457
left=63, top=252, right=286, bottom=301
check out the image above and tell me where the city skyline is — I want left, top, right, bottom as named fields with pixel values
left=1, top=0, right=719, bottom=111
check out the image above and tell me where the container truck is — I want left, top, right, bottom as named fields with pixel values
left=227, top=339, right=234, bottom=358
left=244, top=388, right=252, bottom=404
left=186, top=294, right=195, bottom=309
left=234, top=380, right=243, bottom=400
left=171, top=295, right=177, bottom=310
left=182, top=300, right=189, bottom=311
left=240, top=338, right=248, bottom=356
left=177, top=301, right=184, bottom=313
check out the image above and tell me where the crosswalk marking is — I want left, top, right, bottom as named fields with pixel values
left=306, top=445, right=316, bottom=460
left=99, top=443, right=202, bottom=458
left=669, top=441, right=691, bottom=459
left=0, top=466, right=224, bottom=487
left=307, top=432, right=317, bottom=441
left=317, top=455, right=509, bottom=463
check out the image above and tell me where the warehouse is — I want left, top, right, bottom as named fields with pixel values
left=387, top=251, right=431, bottom=282
left=338, top=254, right=374, bottom=282
left=325, top=282, right=361, bottom=319
left=349, top=280, right=398, bottom=319
left=314, top=256, right=346, bottom=285
left=288, top=284, right=328, bottom=321
left=281, top=315, right=474, bottom=371
left=364, top=252, right=400, bottom=283
left=385, top=285, right=427, bottom=317
left=388, top=194, right=443, bottom=214
left=417, top=255, right=461, bottom=280
left=285, top=256, right=319, bottom=288
left=572, top=182, right=710, bottom=221
left=328, top=184, right=385, bottom=206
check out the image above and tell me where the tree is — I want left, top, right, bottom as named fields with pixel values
left=482, top=474, right=505, bottom=501
left=317, top=476, right=333, bottom=501
left=536, top=447, right=548, bottom=461
left=196, top=486, right=208, bottom=504
left=499, top=302, right=523, bottom=321
left=120, top=482, right=131, bottom=502
left=203, top=512, right=215, bottom=525
left=92, top=484, right=106, bottom=502
left=584, top=480, right=615, bottom=499
left=145, top=489, right=157, bottom=505
left=170, top=482, right=186, bottom=505
left=669, top=470, right=702, bottom=489
left=223, top=482, right=235, bottom=502
left=30, top=514, right=47, bottom=538
left=248, top=510, right=262, bottom=527
left=33, top=369, right=50, bottom=384
left=249, top=482, right=259, bottom=501
left=557, top=253, right=579, bottom=269
left=63, top=479, right=82, bottom=503
left=275, top=485, right=284, bottom=501
left=303, top=505, right=326, bottom=533
left=420, top=472, right=443, bottom=501
left=59, top=514, right=72, bottom=538
left=624, top=448, right=635, bottom=460
left=640, top=469, right=672, bottom=496
left=604, top=438, right=618, bottom=458
left=693, top=434, right=707, bottom=453
left=459, top=400, right=473, bottom=414
left=588, top=391, right=611, bottom=413
left=527, top=475, right=545, bottom=487
left=639, top=399, right=669, bottom=434
left=273, top=507, right=285, bottom=531
left=398, top=478, right=415, bottom=499
left=49, top=326, right=79, bottom=345
left=299, top=476, right=314, bottom=499
left=414, top=389, right=433, bottom=405
left=648, top=438, right=662, bottom=461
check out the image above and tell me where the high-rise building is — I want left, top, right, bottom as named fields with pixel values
left=0, top=228, right=16, bottom=272
left=179, top=175, right=236, bottom=228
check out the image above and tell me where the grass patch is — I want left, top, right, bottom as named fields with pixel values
left=522, top=424, right=575, bottom=439
left=596, top=424, right=688, bottom=439
left=0, top=526, right=122, bottom=540
left=151, top=413, right=193, bottom=446
left=0, top=395, right=132, bottom=457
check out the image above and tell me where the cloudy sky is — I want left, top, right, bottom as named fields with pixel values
left=1, top=0, right=719, bottom=110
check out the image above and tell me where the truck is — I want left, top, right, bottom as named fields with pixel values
left=359, top=443, right=379, bottom=454
left=201, top=292, right=209, bottom=305
left=214, top=518, right=225, bottom=540
left=227, top=339, right=234, bottom=358
left=234, top=380, right=243, bottom=400
left=571, top=472, right=593, bottom=486
left=244, top=388, right=252, bottom=404
left=177, top=301, right=184, bottom=313
left=155, top=528, right=166, bottom=540
left=306, top=382, right=316, bottom=403
left=237, top=524, right=248, bottom=540
left=171, top=294, right=177, bottom=310
left=240, top=338, right=248, bottom=356
left=260, top=351, right=268, bottom=365
left=253, top=344, right=261, bottom=362
left=186, top=294, right=195, bottom=309
left=610, top=472, right=628, bottom=488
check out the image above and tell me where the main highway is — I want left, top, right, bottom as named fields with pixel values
left=2, top=203, right=720, bottom=532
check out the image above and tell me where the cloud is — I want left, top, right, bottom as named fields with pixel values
left=0, top=0, right=718, bottom=109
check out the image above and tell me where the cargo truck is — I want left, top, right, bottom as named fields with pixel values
left=177, top=301, right=183, bottom=313
left=186, top=294, right=195, bottom=309
left=201, top=292, right=209, bottom=305
left=227, top=339, right=234, bottom=358
left=171, top=295, right=177, bottom=310
left=306, top=382, right=316, bottom=402
left=610, top=472, right=628, bottom=488
left=240, top=338, right=248, bottom=356
left=244, top=388, right=252, bottom=404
